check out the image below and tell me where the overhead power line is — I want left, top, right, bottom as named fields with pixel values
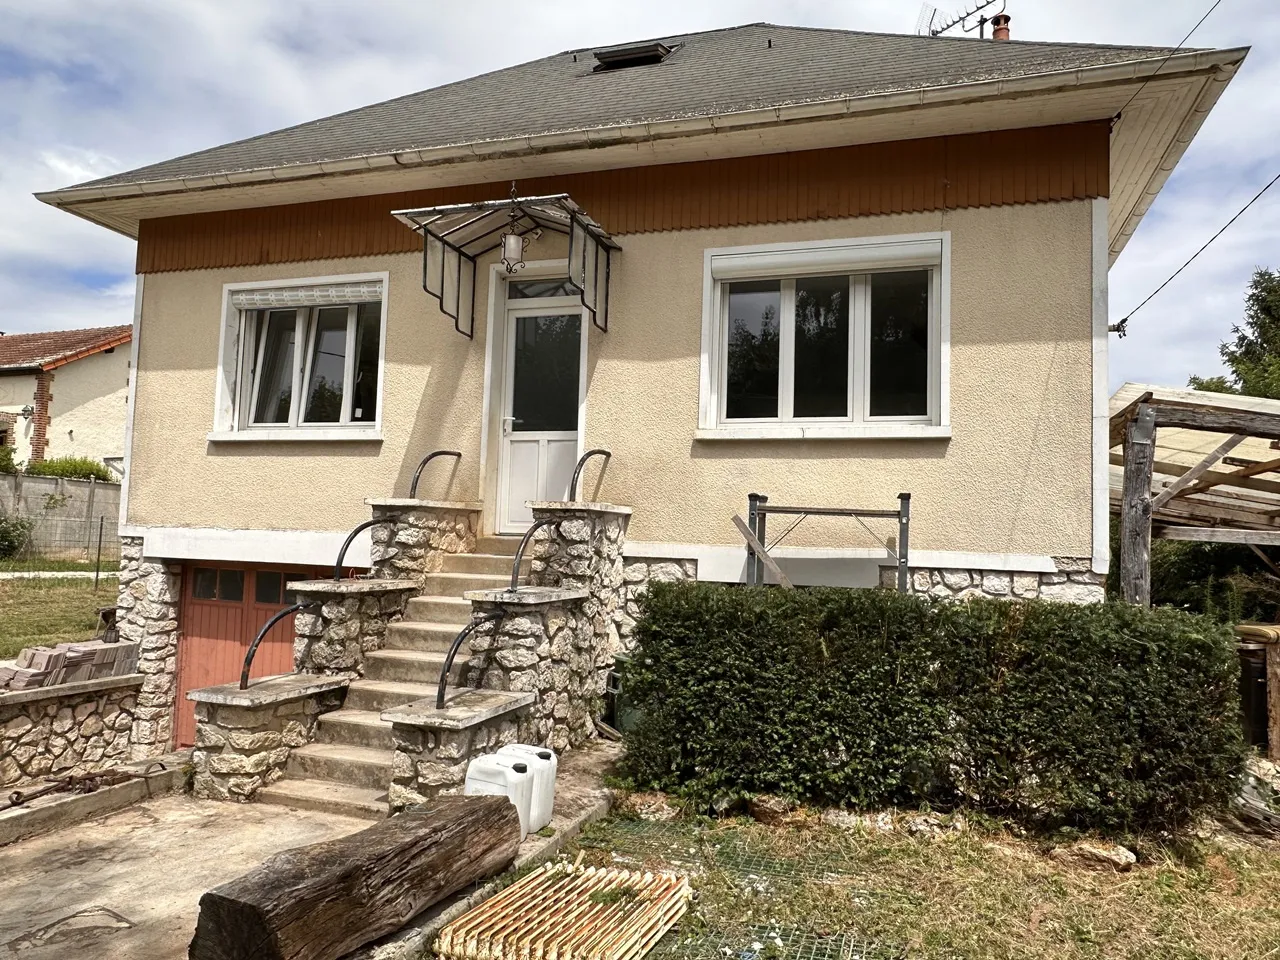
left=1111, top=170, right=1280, bottom=338
left=1113, top=0, right=1225, bottom=125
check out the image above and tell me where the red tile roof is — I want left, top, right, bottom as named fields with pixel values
left=0, top=325, right=132, bottom=372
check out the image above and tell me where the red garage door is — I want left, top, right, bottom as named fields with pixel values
left=174, top=563, right=322, bottom=747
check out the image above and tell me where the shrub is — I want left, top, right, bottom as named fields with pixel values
left=25, top=456, right=114, bottom=482
left=0, top=446, right=17, bottom=475
left=623, top=583, right=1247, bottom=835
left=0, top=512, right=32, bottom=558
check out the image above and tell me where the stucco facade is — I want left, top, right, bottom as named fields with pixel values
left=128, top=196, right=1097, bottom=578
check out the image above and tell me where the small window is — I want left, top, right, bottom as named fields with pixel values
left=237, top=296, right=383, bottom=430
left=218, top=570, right=244, bottom=602
left=507, top=278, right=580, bottom=299
left=192, top=567, right=244, bottom=602
left=192, top=567, right=217, bottom=600
left=254, top=571, right=283, bottom=605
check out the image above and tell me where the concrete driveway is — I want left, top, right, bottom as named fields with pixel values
left=0, top=795, right=369, bottom=959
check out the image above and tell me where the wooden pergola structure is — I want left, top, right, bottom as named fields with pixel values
left=1111, top=384, right=1280, bottom=606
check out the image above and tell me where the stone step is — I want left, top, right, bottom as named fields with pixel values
left=421, top=571, right=514, bottom=598
left=475, top=536, right=522, bottom=557
left=343, top=679, right=441, bottom=712
left=256, top=778, right=388, bottom=821
left=405, top=596, right=474, bottom=625
left=285, top=743, right=391, bottom=791
left=384, top=620, right=465, bottom=653
left=440, top=553, right=530, bottom=576
left=363, top=648, right=463, bottom=685
left=315, top=708, right=394, bottom=750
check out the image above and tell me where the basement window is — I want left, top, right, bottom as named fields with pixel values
left=211, top=274, right=388, bottom=441
left=697, top=235, right=951, bottom=440
left=592, top=41, right=673, bottom=71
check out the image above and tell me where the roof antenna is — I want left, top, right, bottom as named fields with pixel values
left=917, top=0, right=1007, bottom=37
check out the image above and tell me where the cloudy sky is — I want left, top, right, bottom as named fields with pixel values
left=1, top=0, right=1276, bottom=391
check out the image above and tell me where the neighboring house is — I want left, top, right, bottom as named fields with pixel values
left=37, top=22, right=1246, bottom=752
left=0, top=326, right=132, bottom=470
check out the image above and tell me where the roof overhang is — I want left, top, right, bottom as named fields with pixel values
left=393, top=193, right=620, bottom=337
left=37, top=47, right=1247, bottom=265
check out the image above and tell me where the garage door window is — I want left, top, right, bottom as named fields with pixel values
left=191, top=567, right=244, bottom=601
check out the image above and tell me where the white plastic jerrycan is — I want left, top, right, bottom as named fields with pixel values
left=497, top=744, right=557, bottom=832
left=464, top=754, right=534, bottom=839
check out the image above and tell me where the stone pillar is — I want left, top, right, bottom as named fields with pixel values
left=464, top=586, right=591, bottom=751
left=878, top=557, right=1106, bottom=603
left=527, top=502, right=631, bottom=695
left=382, top=689, right=534, bottom=812
left=619, top=558, right=698, bottom=645
left=187, top=675, right=347, bottom=802
left=290, top=579, right=418, bottom=677
left=117, top=535, right=181, bottom=760
left=366, top=499, right=481, bottom=589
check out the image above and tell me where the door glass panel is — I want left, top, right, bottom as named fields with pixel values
left=251, top=310, right=297, bottom=424
left=255, top=571, right=283, bottom=606
left=352, top=302, right=380, bottom=423
left=725, top=281, right=781, bottom=419
left=794, top=276, right=850, bottom=418
left=868, top=271, right=930, bottom=417
left=508, top=278, right=579, bottom=299
left=192, top=567, right=217, bottom=600
left=218, top=569, right=244, bottom=602
left=511, top=314, right=580, bottom=432
left=303, top=307, right=349, bottom=423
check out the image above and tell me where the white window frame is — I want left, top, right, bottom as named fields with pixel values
left=210, top=272, right=388, bottom=442
left=697, top=234, right=951, bottom=440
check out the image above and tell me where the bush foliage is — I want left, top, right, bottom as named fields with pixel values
left=25, top=456, right=114, bottom=482
left=0, top=512, right=32, bottom=559
left=623, top=583, right=1246, bottom=834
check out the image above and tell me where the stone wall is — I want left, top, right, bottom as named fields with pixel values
left=878, top=557, right=1106, bottom=603
left=527, top=503, right=630, bottom=695
left=620, top=557, right=698, bottom=643
left=188, top=677, right=346, bottom=802
left=466, top=588, right=592, bottom=751
left=291, top=579, right=418, bottom=676
left=384, top=690, right=533, bottom=812
left=368, top=499, right=480, bottom=588
left=117, top=536, right=181, bottom=759
left=0, top=677, right=142, bottom=787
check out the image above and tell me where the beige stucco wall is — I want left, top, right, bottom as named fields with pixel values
left=0, top=374, right=38, bottom=465
left=129, top=199, right=1094, bottom=559
left=46, top=348, right=130, bottom=464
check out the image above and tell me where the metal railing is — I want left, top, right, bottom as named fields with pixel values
left=240, top=601, right=318, bottom=690
left=333, top=516, right=398, bottom=580
left=408, top=450, right=462, bottom=498
left=436, top=611, right=505, bottom=708
left=509, top=516, right=558, bottom=590
left=745, top=492, right=912, bottom=591
left=569, top=449, right=610, bottom=501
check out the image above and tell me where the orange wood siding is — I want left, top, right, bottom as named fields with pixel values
left=136, top=121, right=1109, bottom=274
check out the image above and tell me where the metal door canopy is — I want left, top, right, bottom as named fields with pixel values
left=393, top=194, right=621, bottom=338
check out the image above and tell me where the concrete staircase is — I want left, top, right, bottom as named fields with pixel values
left=257, top=537, right=524, bottom=819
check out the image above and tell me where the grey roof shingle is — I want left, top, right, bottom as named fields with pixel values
left=77, top=23, right=1178, bottom=191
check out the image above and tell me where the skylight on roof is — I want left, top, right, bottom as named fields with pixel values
left=592, top=41, right=672, bottom=71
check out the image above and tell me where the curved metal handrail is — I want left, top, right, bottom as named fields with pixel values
left=437, top=612, right=505, bottom=708
left=333, top=517, right=397, bottom=580
left=509, top=516, right=558, bottom=590
left=569, top=448, right=610, bottom=501
left=241, top=601, right=317, bottom=690
left=408, top=450, right=462, bottom=499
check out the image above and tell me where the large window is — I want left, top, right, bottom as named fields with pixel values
left=213, top=275, right=387, bottom=440
left=701, top=235, right=947, bottom=439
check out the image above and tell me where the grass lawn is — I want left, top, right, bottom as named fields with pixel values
left=569, top=807, right=1280, bottom=960
left=0, top=577, right=112, bottom=659
left=0, top=557, right=111, bottom=573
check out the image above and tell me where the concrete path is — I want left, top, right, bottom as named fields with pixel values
left=0, top=794, right=369, bottom=959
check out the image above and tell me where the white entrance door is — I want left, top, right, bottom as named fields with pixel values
left=497, top=302, right=584, bottom=533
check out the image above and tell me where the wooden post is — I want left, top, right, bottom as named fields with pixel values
left=1120, top=403, right=1157, bottom=605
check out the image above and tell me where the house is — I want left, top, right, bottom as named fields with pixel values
left=37, top=21, right=1246, bottom=756
left=0, top=325, right=132, bottom=471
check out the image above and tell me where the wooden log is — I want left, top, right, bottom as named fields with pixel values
left=1108, top=390, right=1153, bottom=450
left=1150, top=433, right=1246, bottom=508
left=1109, top=452, right=1280, bottom=498
left=1154, top=526, right=1280, bottom=546
left=1120, top=403, right=1156, bottom=606
left=188, top=795, right=521, bottom=960
left=1269, top=644, right=1280, bottom=765
left=1148, top=402, right=1280, bottom=442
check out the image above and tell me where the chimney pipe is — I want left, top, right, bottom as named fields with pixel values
left=991, top=14, right=1011, bottom=40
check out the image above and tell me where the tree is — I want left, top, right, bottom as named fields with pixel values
left=1189, top=268, right=1280, bottom=396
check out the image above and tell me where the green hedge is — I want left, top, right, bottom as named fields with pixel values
left=623, top=584, right=1246, bottom=834
left=25, top=456, right=114, bottom=482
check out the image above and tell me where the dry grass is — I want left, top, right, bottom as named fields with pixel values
left=0, top=577, right=110, bottom=659
left=570, top=810, right=1280, bottom=960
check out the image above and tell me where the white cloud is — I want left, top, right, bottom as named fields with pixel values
left=0, top=0, right=1276, bottom=394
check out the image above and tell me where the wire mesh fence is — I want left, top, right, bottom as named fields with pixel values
left=0, top=475, right=121, bottom=582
